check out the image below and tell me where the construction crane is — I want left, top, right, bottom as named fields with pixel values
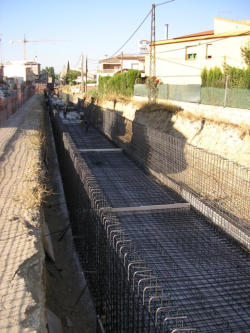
left=9, top=35, right=69, bottom=61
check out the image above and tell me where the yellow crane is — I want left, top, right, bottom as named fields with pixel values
left=9, top=35, right=69, bottom=61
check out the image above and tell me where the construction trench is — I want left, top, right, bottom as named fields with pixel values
left=49, top=100, right=250, bottom=333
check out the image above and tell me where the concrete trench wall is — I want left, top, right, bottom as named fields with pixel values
left=84, top=102, right=250, bottom=250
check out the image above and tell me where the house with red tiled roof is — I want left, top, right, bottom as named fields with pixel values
left=145, top=17, right=250, bottom=85
left=97, top=53, right=145, bottom=83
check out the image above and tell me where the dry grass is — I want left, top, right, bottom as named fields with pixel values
left=136, top=101, right=183, bottom=114
left=13, top=107, right=54, bottom=209
left=89, top=93, right=132, bottom=106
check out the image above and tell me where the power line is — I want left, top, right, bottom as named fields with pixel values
left=110, top=9, right=152, bottom=58
left=109, top=1, right=175, bottom=59
left=156, top=56, right=204, bottom=70
left=155, top=0, right=175, bottom=7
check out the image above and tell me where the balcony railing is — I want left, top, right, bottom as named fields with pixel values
left=97, top=69, right=120, bottom=74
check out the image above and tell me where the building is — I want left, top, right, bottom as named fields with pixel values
left=145, top=17, right=250, bottom=85
left=139, top=40, right=150, bottom=54
left=75, top=72, right=96, bottom=83
left=97, top=53, right=145, bottom=83
left=4, top=60, right=41, bottom=82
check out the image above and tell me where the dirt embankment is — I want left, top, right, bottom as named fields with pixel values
left=96, top=97, right=250, bottom=168
left=59, top=85, right=250, bottom=167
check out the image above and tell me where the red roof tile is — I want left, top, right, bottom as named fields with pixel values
left=174, top=30, right=214, bottom=40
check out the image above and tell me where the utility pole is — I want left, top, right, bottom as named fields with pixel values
left=165, top=24, right=169, bottom=39
left=121, top=52, right=123, bottom=73
left=85, top=56, right=88, bottom=93
left=81, top=53, right=84, bottom=93
left=149, top=3, right=156, bottom=103
left=148, top=1, right=174, bottom=103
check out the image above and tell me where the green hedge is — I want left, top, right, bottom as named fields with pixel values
left=98, top=70, right=141, bottom=96
left=201, top=66, right=250, bottom=89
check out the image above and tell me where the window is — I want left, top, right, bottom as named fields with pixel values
left=206, top=44, right=212, bottom=59
left=187, top=53, right=197, bottom=60
left=185, top=45, right=198, bottom=60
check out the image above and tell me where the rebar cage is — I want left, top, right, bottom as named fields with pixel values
left=50, top=109, right=250, bottom=333
left=84, top=102, right=250, bottom=248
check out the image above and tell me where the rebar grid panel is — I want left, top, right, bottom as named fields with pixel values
left=85, top=105, right=250, bottom=244
left=50, top=110, right=250, bottom=332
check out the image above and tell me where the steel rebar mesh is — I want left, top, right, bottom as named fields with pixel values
left=50, top=109, right=250, bottom=333
left=85, top=104, right=250, bottom=243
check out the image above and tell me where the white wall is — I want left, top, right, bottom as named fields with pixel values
left=146, top=18, right=250, bottom=85
left=122, top=59, right=144, bottom=71
left=4, top=62, right=26, bottom=81
left=214, top=17, right=250, bottom=34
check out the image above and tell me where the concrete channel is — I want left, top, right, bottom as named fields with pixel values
left=50, top=106, right=250, bottom=332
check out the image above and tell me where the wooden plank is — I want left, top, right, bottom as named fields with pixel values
left=79, top=148, right=123, bottom=152
left=101, top=202, right=190, bottom=214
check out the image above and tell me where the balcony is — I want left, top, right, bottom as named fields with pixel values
left=97, top=69, right=120, bottom=74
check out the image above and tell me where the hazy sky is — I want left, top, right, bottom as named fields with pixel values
left=0, top=0, right=249, bottom=73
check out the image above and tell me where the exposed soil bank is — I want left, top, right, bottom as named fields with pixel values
left=100, top=97, right=250, bottom=168
left=60, top=84, right=250, bottom=167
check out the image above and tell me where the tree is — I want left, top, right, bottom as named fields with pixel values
left=67, top=61, right=70, bottom=73
left=45, top=66, right=55, bottom=78
left=45, top=66, right=55, bottom=83
left=241, top=44, right=250, bottom=67
left=65, top=69, right=81, bottom=85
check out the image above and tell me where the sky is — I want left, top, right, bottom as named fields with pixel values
left=0, top=0, right=249, bottom=73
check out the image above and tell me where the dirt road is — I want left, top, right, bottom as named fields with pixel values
left=0, top=95, right=46, bottom=332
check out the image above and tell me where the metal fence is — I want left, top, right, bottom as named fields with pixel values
left=85, top=103, right=250, bottom=248
left=134, top=84, right=250, bottom=109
